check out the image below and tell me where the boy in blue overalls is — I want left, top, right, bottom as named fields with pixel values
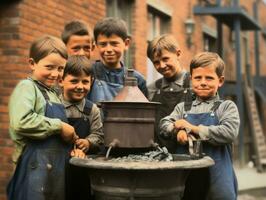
left=7, top=35, right=77, bottom=200
left=160, top=52, right=240, bottom=200
left=60, top=55, right=104, bottom=200
left=88, top=17, right=148, bottom=102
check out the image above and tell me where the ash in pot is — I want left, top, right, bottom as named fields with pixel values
left=107, top=147, right=173, bottom=162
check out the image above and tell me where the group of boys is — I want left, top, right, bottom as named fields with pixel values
left=7, top=16, right=240, bottom=200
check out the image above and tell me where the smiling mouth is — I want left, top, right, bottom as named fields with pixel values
left=47, top=79, right=57, bottom=82
left=74, top=91, right=84, bottom=94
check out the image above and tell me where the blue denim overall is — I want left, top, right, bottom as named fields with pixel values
left=7, top=82, right=71, bottom=200
left=177, top=102, right=238, bottom=200
left=65, top=100, right=92, bottom=200
left=88, top=62, right=125, bottom=103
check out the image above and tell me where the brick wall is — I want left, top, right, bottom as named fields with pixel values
left=0, top=3, right=21, bottom=200
left=0, top=1, right=105, bottom=199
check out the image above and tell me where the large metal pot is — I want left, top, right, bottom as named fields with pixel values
left=100, top=69, right=160, bottom=149
left=70, top=155, right=214, bottom=200
left=102, top=101, right=159, bottom=148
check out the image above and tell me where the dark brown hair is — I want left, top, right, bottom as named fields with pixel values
left=61, top=20, right=93, bottom=44
left=62, top=55, right=92, bottom=79
left=94, top=17, right=128, bottom=42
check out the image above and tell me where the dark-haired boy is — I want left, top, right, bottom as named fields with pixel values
left=88, top=17, right=148, bottom=102
left=61, top=20, right=94, bottom=59
left=60, top=55, right=104, bottom=200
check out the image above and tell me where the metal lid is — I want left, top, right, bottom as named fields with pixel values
left=113, top=68, right=149, bottom=102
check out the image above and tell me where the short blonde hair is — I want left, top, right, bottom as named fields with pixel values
left=190, top=52, right=225, bottom=77
left=147, top=34, right=180, bottom=61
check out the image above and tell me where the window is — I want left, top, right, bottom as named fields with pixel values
left=203, top=33, right=217, bottom=52
left=106, top=0, right=133, bottom=68
left=146, top=6, right=171, bottom=84
left=202, top=25, right=217, bottom=52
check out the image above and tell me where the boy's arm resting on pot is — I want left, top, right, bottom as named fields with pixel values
left=159, top=102, right=184, bottom=139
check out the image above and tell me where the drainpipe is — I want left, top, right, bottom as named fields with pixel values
left=216, top=0, right=223, bottom=58
left=254, top=0, right=260, bottom=78
left=233, top=0, right=245, bottom=165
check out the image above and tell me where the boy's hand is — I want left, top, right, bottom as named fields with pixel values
left=70, top=149, right=86, bottom=159
left=177, top=129, right=188, bottom=144
left=174, top=119, right=199, bottom=135
left=61, top=122, right=77, bottom=143
left=75, top=139, right=90, bottom=152
left=174, top=119, right=191, bottom=130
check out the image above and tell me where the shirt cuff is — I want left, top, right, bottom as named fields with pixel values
left=198, top=125, right=209, bottom=140
left=167, top=123, right=175, bottom=133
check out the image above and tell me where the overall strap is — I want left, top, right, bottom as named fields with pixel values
left=92, top=61, right=102, bottom=80
left=155, top=78, right=163, bottom=89
left=210, top=100, right=223, bottom=112
left=32, top=80, right=50, bottom=101
left=83, top=99, right=93, bottom=116
left=184, top=92, right=193, bottom=112
left=183, top=72, right=193, bottom=112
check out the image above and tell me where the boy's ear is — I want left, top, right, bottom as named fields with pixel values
left=91, top=42, right=96, bottom=51
left=58, top=79, right=64, bottom=87
left=176, top=49, right=181, bottom=57
left=218, top=76, right=225, bottom=87
left=124, top=38, right=131, bottom=50
left=28, top=58, right=35, bottom=71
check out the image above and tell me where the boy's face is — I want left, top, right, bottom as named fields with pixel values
left=66, top=35, right=94, bottom=59
left=152, top=49, right=182, bottom=79
left=191, top=65, right=224, bottom=101
left=61, top=72, right=92, bottom=102
left=96, top=34, right=129, bottom=68
left=30, top=53, right=66, bottom=88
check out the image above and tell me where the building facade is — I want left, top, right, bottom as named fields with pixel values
left=0, top=0, right=266, bottom=199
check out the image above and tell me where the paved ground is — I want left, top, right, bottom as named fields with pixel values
left=238, top=194, right=266, bottom=200
left=235, top=164, right=266, bottom=200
